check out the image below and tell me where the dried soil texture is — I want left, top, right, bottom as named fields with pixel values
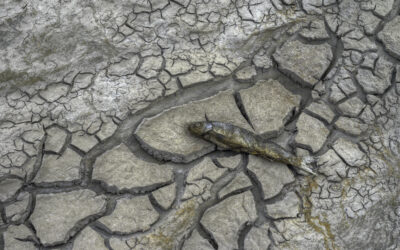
left=0, top=0, right=399, bottom=249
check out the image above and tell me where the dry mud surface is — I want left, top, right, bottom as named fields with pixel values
left=0, top=0, right=399, bottom=249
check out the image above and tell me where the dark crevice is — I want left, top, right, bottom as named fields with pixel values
left=258, top=68, right=314, bottom=127
left=0, top=206, right=6, bottom=228
left=90, top=180, right=174, bottom=196
left=296, top=34, right=332, bottom=46
left=177, top=155, right=249, bottom=249
left=197, top=223, right=218, bottom=249
left=267, top=229, right=278, bottom=249
left=290, top=140, right=314, bottom=153
left=22, top=221, right=40, bottom=246
left=27, top=180, right=81, bottom=189
left=264, top=181, right=298, bottom=205
left=91, top=221, right=116, bottom=239
left=211, top=152, right=241, bottom=170
left=217, top=186, right=253, bottom=201
left=320, top=36, right=343, bottom=82
left=348, top=72, right=368, bottom=104
left=91, top=217, right=158, bottom=238
left=237, top=222, right=253, bottom=250
left=0, top=229, right=4, bottom=250
left=170, top=167, right=188, bottom=209
left=68, top=144, right=86, bottom=158
left=302, top=109, right=332, bottom=127
left=26, top=133, right=47, bottom=183
left=103, top=238, right=113, bottom=250
left=148, top=193, right=167, bottom=213
left=21, top=192, right=35, bottom=224
left=42, top=125, right=73, bottom=157
left=242, top=155, right=269, bottom=226
left=282, top=106, right=299, bottom=128
left=381, top=67, right=398, bottom=98
left=176, top=235, right=186, bottom=250
left=334, top=90, right=359, bottom=106
left=234, top=92, right=255, bottom=130
left=7, top=193, right=34, bottom=225
left=81, top=131, right=123, bottom=187
left=124, top=134, right=171, bottom=164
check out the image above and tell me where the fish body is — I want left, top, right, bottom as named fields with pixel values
left=188, top=121, right=316, bottom=175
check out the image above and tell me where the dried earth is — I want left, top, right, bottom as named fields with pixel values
left=0, top=0, right=399, bottom=249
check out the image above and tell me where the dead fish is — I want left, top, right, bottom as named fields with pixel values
left=188, top=121, right=316, bottom=175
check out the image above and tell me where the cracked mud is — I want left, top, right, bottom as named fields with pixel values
left=0, top=0, right=400, bottom=249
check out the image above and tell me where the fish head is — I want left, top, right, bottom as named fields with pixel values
left=188, top=121, right=213, bottom=136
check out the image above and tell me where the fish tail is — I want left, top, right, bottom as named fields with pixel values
left=299, top=156, right=317, bottom=176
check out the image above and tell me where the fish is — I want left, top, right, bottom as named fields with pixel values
left=188, top=121, right=316, bottom=175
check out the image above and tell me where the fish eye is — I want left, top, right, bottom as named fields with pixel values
left=194, top=122, right=202, bottom=128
